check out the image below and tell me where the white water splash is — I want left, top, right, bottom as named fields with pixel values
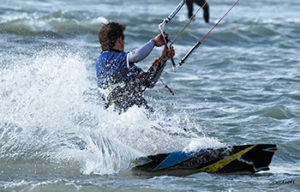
left=0, top=46, right=223, bottom=175
left=183, top=137, right=226, bottom=153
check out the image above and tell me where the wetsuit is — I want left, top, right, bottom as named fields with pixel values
left=96, top=40, right=166, bottom=113
left=186, top=0, right=209, bottom=23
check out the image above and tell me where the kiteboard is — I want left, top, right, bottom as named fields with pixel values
left=132, top=144, right=277, bottom=176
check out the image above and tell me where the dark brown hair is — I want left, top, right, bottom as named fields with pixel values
left=98, top=22, right=126, bottom=51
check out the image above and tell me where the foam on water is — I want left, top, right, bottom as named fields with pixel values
left=0, top=46, right=221, bottom=175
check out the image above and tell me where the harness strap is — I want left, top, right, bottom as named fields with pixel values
left=99, top=81, right=126, bottom=97
left=98, top=81, right=126, bottom=112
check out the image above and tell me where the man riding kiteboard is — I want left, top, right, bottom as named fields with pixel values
left=96, top=22, right=175, bottom=114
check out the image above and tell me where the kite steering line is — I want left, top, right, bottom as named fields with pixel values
left=179, top=0, right=241, bottom=66
left=154, top=0, right=240, bottom=95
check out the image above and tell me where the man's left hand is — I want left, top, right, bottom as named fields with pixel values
left=153, top=33, right=170, bottom=47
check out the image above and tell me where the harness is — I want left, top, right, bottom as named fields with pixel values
left=98, top=81, right=126, bottom=112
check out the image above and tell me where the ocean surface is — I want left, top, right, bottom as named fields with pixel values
left=1, top=0, right=299, bottom=191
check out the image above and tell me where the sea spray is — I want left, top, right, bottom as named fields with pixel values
left=0, top=45, right=218, bottom=175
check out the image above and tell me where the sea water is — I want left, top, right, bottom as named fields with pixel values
left=0, top=0, right=299, bottom=191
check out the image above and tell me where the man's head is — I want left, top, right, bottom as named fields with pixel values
left=98, top=22, right=126, bottom=51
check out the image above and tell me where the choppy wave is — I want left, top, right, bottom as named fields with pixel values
left=0, top=11, right=107, bottom=36
left=261, top=105, right=295, bottom=120
left=0, top=6, right=296, bottom=44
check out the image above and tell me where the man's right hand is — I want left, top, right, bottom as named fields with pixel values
left=161, top=46, right=175, bottom=61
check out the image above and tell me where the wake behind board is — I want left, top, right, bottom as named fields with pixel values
left=132, top=144, right=277, bottom=176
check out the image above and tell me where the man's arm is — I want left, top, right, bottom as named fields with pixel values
left=127, top=40, right=155, bottom=64
left=127, top=33, right=169, bottom=66
left=138, top=46, right=175, bottom=88
left=138, top=59, right=167, bottom=88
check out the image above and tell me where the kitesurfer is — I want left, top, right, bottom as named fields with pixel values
left=96, top=22, right=175, bottom=114
left=186, top=0, right=209, bottom=23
